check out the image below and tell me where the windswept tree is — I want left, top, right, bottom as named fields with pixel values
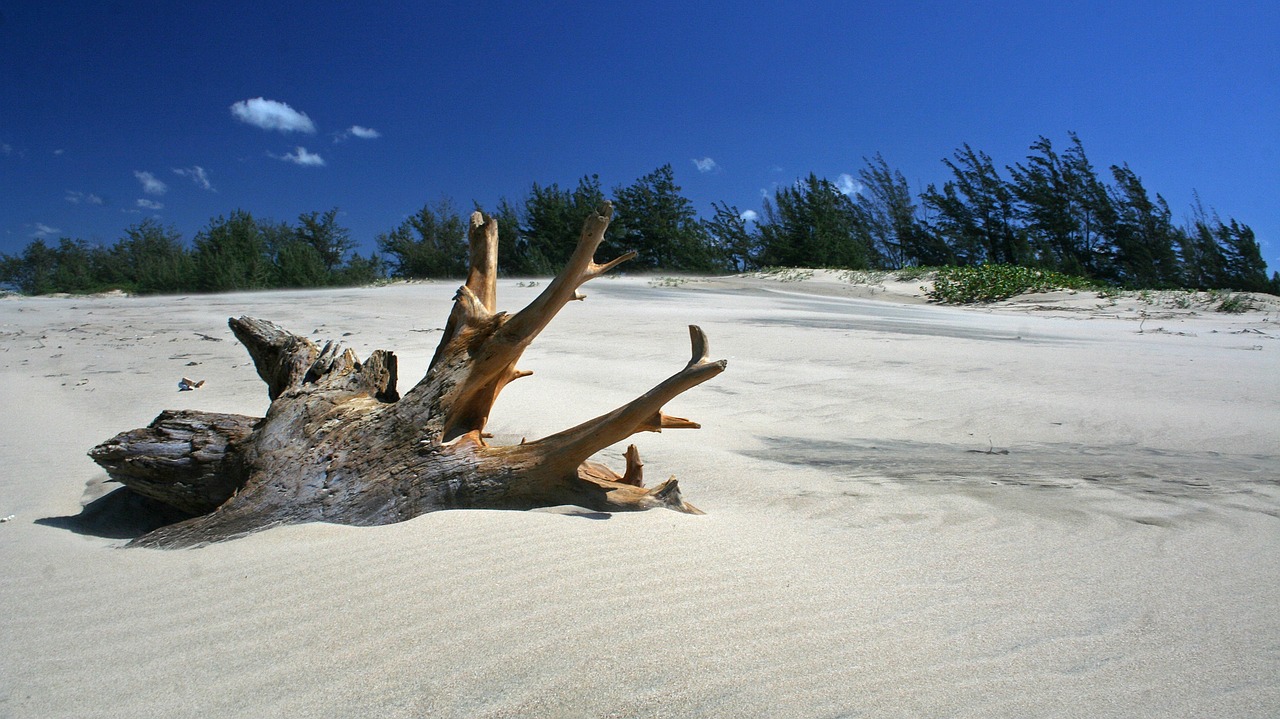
left=757, top=174, right=876, bottom=269
left=857, top=154, right=950, bottom=267
left=703, top=201, right=759, bottom=272
left=1180, top=197, right=1270, bottom=292
left=920, top=144, right=1026, bottom=266
left=611, top=164, right=720, bottom=272
left=1215, top=219, right=1269, bottom=292
left=1103, top=165, right=1181, bottom=288
left=1179, top=196, right=1227, bottom=290
left=376, top=199, right=468, bottom=278
left=1008, top=134, right=1113, bottom=277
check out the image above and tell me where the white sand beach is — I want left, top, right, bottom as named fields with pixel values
left=2, top=273, right=1278, bottom=718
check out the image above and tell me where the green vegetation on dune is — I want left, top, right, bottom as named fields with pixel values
left=926, top=265, right=1100, bottom=304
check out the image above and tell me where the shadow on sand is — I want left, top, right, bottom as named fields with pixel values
left=37, top=476, right=195, bottom=540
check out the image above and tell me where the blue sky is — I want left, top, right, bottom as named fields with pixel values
left=2, top=1, right=1277, bottom=273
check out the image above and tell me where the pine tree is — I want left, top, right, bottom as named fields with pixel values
left=520, top=176, right=607, bottom=275
left=192, top=211, right=275, bottom=292
left=1216, top=220, right=1269, bottom=292
left=757, top=174, right=877, bottom=269
left=857, top=154, right=949, bottom=267
left=112, top=219, right=193, bottom=293
left=702, top=202, right=759, bottom=272
left=375, top=199, right=467, bottom=278
left=1008, top=134, right=1112, bottom=277
left=1104, top=165, right=1181, bottom=287
left=491, top=197, right=524, bottom=275
left=295, top=208, right=354, bottom=273
left=920, top=144, right=1025, bottom=265
left=1, top=240, right=58, bottom=294
left=611, top=164, right=720, bottom=271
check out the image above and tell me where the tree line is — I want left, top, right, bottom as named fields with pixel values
left=3, top=134, right=1276, bottom=295
left=0, top=209, right=381, bottom=296
left=708, top=134, right=1274, bottom=293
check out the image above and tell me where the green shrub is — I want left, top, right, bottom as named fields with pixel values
left=926, top=264, right=1099, bottom=304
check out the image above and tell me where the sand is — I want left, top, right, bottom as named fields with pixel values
left=1, top=273, right=1278, bottom=718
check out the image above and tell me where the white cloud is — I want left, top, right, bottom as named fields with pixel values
left=231, top=97, right=317, bottom=133
left=65, top=190, right=104, bottom=205
left=136, top=198, right=164, bottom=210
left=334, top=125, right=381, bottom=142
left=173, top=165, right=214, bottom=191
left=836, top=173, right=863, bottom=197
left=740, top=209, right=760, bottom=223
left=276, top=146, right=326, bottom=167
left=54, top=149, right=65, bottom=156
left=692, top=157, right=718, bottom=173
left=31, top=223, right=60, bottom=238
left=134, top=170, right=168, bottom=195
left=1, top=143, right=11, bottom=156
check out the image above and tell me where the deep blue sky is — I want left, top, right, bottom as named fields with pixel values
left=3, top=1, right=1277, bottom=273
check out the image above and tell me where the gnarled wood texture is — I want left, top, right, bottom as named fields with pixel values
left=90, top=202, right=725, bottom=547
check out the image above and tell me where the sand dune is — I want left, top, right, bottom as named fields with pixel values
left=2, top=274, right=1278, bottom=717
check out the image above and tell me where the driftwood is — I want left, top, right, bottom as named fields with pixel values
left=89, top=202, right=725, bottom=548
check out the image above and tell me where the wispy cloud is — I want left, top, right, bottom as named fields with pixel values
left=230, top=97, right=316, bottom=134
left=1, top=143, right=11, bottom=156
left=335, top=125, right=381, bottom=142
left=136, top=198, right=164, bottom=210
left=740, top=209, right=760, bottom=223
left=274, top=146, right=326, bottom=167
left=173, top=165, right=214, bottom=191
left=134, top=170, right=168, bottom=195
left=692, top=157, right=718, bottom=173
left=31, top=223, right=60, bottom=238
left=836, top=173, right=863, bottom=197
left=66, top=190, right=104, bottom=205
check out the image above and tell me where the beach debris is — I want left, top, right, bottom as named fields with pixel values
left=177, top=377, right=205, bottom=391
left=194, top=332, right=222, bottom=342
left=0, top=514, right=15, bottom=523
left=89, top=203, right=723, bottom=548
left=967, top=439, right=1010, bottom=455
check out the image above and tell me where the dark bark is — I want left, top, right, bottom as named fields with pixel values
left=87, top=410, right=257, bottom=515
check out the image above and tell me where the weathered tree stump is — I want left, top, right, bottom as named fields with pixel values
left=89, top=202, right=725, bottom=548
